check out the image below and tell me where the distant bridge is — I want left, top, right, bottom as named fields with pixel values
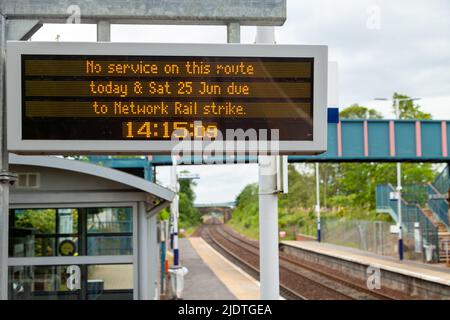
left=195, top=202, right=235, bottom=221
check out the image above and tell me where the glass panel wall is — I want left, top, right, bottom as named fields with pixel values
left=9, top=207, right=133, bottom=257
left=87, top=207, right=133, bottom=256
left=87, top=264, right=133, bottom=300
left=9, top=264, right=133, bottom=300
left=9, top=265, right=80, bottom=300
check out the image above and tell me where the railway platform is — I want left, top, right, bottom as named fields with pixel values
left=178, top=237, right=260, bottom=300
left=282, top=240, right=450, bottom=299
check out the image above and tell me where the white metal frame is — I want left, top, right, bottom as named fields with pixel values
left=8, top=201, right=139, bottom=300
left=7, top=41, right=328, bottom=155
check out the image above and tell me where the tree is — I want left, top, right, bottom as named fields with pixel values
left=393, top=93, right=431, bottom=120
left=331, top=162, right=435, bottom=209
left=280, top=164, right=315, bottom=210
left=319, top=163, right=339, bottom=208
left=340, top=104, right=383, bottom=119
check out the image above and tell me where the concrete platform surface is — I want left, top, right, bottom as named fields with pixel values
left=283, top=240, right=450, bottom=287
left=179, top=237, right=260, bottom=300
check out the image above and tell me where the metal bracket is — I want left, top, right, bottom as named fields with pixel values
left=6, top=19, right=42, bottom=41
left=0, top=170, right=18, bottom=185
left=146, top=200, right=170, bottom=218
left=258, top=190, right=279, bottom=195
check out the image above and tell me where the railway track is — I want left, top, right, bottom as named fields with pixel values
left=199, top=220, right=396, bottom=300
left=200, top=223, right=308, bottom=300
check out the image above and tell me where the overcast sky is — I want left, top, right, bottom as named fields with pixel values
left=30, top=0, right=450, bottom=203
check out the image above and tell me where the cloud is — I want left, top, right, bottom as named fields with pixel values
left=276, top=0, right=450, bottom=108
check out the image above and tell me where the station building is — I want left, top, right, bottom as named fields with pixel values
left=7, top=154, right=174, bottom=300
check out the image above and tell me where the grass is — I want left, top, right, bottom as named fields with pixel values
left=227, top=219, right=260, bottom=239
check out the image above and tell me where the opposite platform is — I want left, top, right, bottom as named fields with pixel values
left=282, top=240, right=450, bottom=299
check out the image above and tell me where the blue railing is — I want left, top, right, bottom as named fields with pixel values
left=375, top=184, right=396, bottom=219
left=376, top=184, right=439, bottom=243
left=427, top=184, right=449, bottom=227
left=433, top=166, right=449, bottom=195
left=402, top=185, right=429, bottom=207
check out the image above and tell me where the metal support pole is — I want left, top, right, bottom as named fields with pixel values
left=226, top=22, right=240, bottom=43
left=393, top=99, right=403, bottom=261
left=258, top=155, right=280, bottom=300
left=170, top=156, right=180, bottom=266
left=315, top=163, right=321, bottom=242
left=255, top=26, right=279, bottom=300
left=160, top=220, right=166, bottom=293
left=97, top=21, right=111, bottom=42
left=397, top=161, right=403, bottom=260
left=0, top=13, right=8, bottom=301
left=0, top=16, right=41, bottom=301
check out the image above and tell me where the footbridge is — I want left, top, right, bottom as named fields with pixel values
left=93, top=119, right=449, bottom=166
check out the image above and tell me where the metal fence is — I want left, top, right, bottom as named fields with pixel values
left=321, top=217, right=439, bottom=262
left=433, top=166, right=449, bottom=195
left=427, top=184, right=449, bottom=226
left=321, top=218, right=393, bottom=256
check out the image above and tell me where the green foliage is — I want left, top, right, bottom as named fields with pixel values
left=178, top=192, right=201, bottom=229
left=393, top=93, right=432, bottom=120
left=228, top=184, right=260, bottom=238
left=279, top=165, right=315, bottom=209
left=340, top=104, right=383, bottom=119
left=229, top=169, right=399, bottom=240
left=330, top=162, right=435, bottom=209
left=159, top=208, right=170, bottom=220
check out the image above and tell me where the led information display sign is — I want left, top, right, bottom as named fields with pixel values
left=7, top=42, right=327, bottom=154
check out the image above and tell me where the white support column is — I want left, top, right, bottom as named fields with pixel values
left=255, top=26, right=280, bottom=300
left=137, top=202, right=149, bottom=299
left=148, top=212, right=159, bottom=299
left=258, top=155, right=280, bottom=300
left=138, top=201, right=159, bottom=300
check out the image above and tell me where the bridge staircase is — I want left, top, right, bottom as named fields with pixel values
left=426, top=167, right=450, bottom=263
left=376, top=166, right=450, bottom=263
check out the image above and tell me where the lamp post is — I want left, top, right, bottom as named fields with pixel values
left=315, top=162, right=321, bottom=242
left=170, top=165, right=200, bottom=267
left=374, top=97, right=421, bottom=260
left=170, top=156, right=180, bottom=266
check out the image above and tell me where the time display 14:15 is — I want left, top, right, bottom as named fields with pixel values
left=123, top=121, right=219, bottom=139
